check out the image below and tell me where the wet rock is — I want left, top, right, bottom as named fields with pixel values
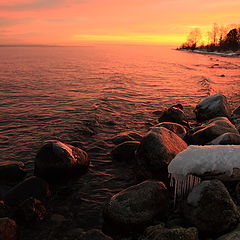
left=140, top=224, right=198, bottom=240
left=0, top=161, right=26, bottom=184
left=153, top=122, right=187, bottom=139
left=195, top=93, right=231, bottom=122
left=136, top=127, right=187, bottom=179
left=185, top=117, right=238, bottom=145
left=0, top=217, right=18, bottom=240
left=103, top=180, right=169, bottom=230
left=4, top=176, right=50, bottom=209
left=34, top=140, right=89, bottom=182
left=217, top=223, right=240, bottom=240
left=207, top=133, right=240, bottom=145
left=0, top=201, right=10, bottom=218
left=111, top=141, right=139, bottom=162
left=80, top=229, right=112, bottom=240
left=14, top=198, right=46, bottom=223
left=184, top=180, right=240, bottom=236
left=158, top=106, right=188, bottom=126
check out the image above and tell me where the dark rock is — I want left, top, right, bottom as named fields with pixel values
left=185, top=117, right=238, bottom=145
left=207, top=133, right=240, bottom=145
left=136, top=127, right=187, bottom=179
left=4, top=176, right=50, bottom=209
left=153, top=122, right=187, bottom=139
left=195, top=94, right=231, bottom=122
left=0, top=217, right=18, bottom=240
left=80, top=229, right=112, bottom=240
left=217, top=223, right=240, bottom=240
left=14, top=198, right=46, bottom=223
left=140, top=224, right=198, bottom=240
left=158, top=106, right=188, bottom=126
left=111, top=141, right=139, bottom=162
left=103, top=180, right=169, bottom=230
left=0, top=161, right=26, bottom=184
left=233, top=106, right=240, bottom=116
left=184, top=180, right=240, bottom=236
left=0, top=201, right=10, bottom=218
left=34, top=140, right=89, bottom=182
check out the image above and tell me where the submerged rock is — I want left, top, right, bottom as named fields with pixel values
left=34, top=140, right=89, bottom=182
left=207, top=133, right=240, bottom=145
left=0, top=217, right=18, bottom=240
left=153, top=122, right=187, bottom=139
left=140, top=224, right=198, bottom=240
left=4, top=176, right=50, bottom=209
left=14, top=198, right=46, bottom=223
left=103, top=180, right=169, bottom=230
left=111, top=141, right=139, bottom=162
left=158, top=106, right=188, bottom=126
left=111, top=132, right=142, bottom=145
left=185, top=117, right=238, bottom=145
left=233, top=106, right=240, bottom=116
left=136, top=127, right=187, bottom=179
left=0, top=161, right=26, bottom=184
left=184, top=180, right=239, bottom=236
left=194, top=93, right=231, bottom=122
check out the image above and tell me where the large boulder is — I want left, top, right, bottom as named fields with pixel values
left=0, top=161, right=26, bottom=184
left=0, top=217, right=18, bottom=240
left=184, top=180, right=240, bottom=236
left=111, top=141, right=139, bottom=162
left=185, top=117, right=238, bottom=145
left=140, top=224, right=198, bottom=240
left=34, top=140, right=89, bottom=181
left=153, top=122, right=187, bottom=139
left=103, top=180, right=169, bottom=230
left=207, top=133, right=240, bottom=145
left=158, top=106, right=188, bottom=126
left=195, top=94, right=231, bottom=122
left=136, top=127, right=188, bottom=179
left=3, top=176, right=50, bottom=209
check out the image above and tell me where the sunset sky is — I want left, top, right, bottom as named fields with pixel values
left=0, top=0, right=239, bottom=45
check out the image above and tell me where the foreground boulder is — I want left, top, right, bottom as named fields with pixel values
left=185, top=117, right=238, bottom=145
left=4, top=176, right=50, bottom=209
left=111, top=141, right=139, bottom=162
left=0, top=217, right=18, bottom=240
left=195, top=93, right=231, bottom=122
left=103, top=180, right=169, bottom=230
left=0, top=161, right=26, bottom=184
left=140, top=224, right=198, bottom=240
left=153, top=122, right=187, bottom=139
left=184, top=180, right=239, bottom=236
left=34, top=140, right=89, bottom=181
left=136, top=127, right=187, bottom=179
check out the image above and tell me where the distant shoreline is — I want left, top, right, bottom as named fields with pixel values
left=177, top=48, right=240, bottom=58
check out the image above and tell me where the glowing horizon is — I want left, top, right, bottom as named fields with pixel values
left=0, top=0, right=239, bottom=46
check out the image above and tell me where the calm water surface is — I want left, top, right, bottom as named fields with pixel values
left=0, top=45, right=239, bottom=237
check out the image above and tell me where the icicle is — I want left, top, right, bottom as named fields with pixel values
left=169, top=173, right=201, bottom=206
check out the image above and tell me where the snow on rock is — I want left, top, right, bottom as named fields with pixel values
left=168, top=145, right=240, bottom=178
left=195, top=93, right=231, bottom=122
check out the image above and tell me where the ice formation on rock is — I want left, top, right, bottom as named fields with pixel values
left=168, top=145, right=240, bottom=204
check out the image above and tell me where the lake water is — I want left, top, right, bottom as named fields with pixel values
left=0, top=45, right=239, bottom=238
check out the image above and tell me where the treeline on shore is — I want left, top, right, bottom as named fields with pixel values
left=179, top=23, right=240, bottom=52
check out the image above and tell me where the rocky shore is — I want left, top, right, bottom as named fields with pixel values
left=1, top=93, right=240, bottom=240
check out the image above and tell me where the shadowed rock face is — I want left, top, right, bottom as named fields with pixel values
left=207, top=132, right=240, bottom=145
left=195, top=93, right=231, bottom=122
left=185, top=117, right=238, bottom=145
left=0, top=217, right=18, bottom=240
left=141, top=224, right=198, bottom=240
left=103, top=180, right=169, bottom=230
left=136, top=127, right=188, bottom=179
left=184, top=180, right=240, bottom=237
left=34, top=140, right=89, bottom=182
